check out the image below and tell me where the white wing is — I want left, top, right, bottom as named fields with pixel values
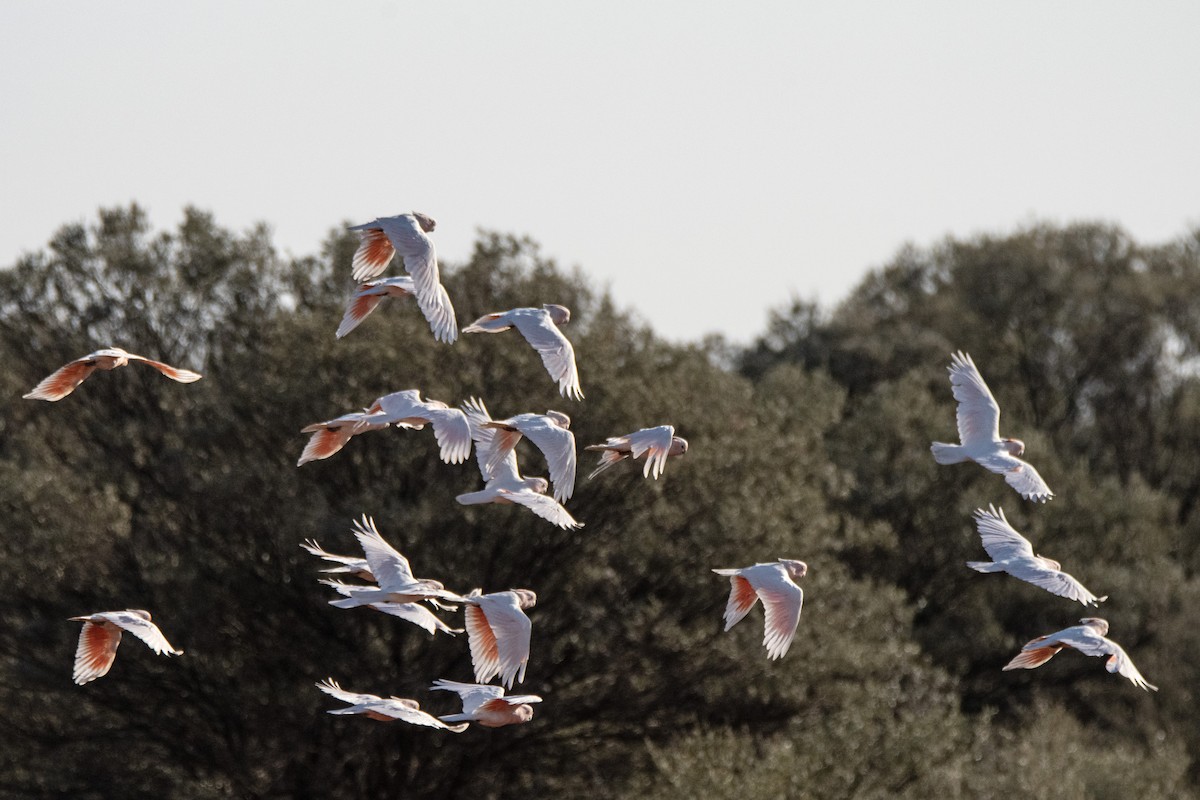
left=746, top=567, right=804, bottom=660
left=376, top=215, right=457, bottom=344
left=351, top=515, right=415, bottom=590
left=102, top=611, right=181, bottom=656
left=976, top=453, right=1054, bottom=502
left=421, top=404, right=473, bottom=465
left=467, top=593, right=533, bottom=688
left=1054, top=628, right=1158, bottom=691
left=430, top=678, right=505, bottom=715
left=1004, top=561, right=1106, bottom=606
left=948, top=351, right=1001, bottom=447
left=510, top=309, right=583, bottom=400
left=462, top=397, right=518, bottom=482
left=498, top=488, right=583, bottom=530
left=973, top=505, right=1035, bottom=562
left=623, top=426, right=676, bottom=479
left=371, top=602, right=462, bottom=635
left=511, top=416, right=577, bottom=503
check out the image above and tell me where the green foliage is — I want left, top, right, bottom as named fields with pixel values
left=2, top=210, right=1198, bottom=798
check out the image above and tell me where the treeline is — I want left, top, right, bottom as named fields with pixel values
left=0, top=207, right=1196, bottom=798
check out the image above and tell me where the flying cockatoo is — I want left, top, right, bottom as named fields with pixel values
left=966, top=505, right=1106, bottom=606
left=362, top=389, right=472, bottom=464
left=319, top=515, right=466, bottom=609
left=462, top=305, right=582, bottom=400
left=479, top=410, right=576, bottom=503
left=347, top=213, right=457, bottom=343
left=1003, top=617, right=1157, bottom=691
left=24, top=347, right=201, bottom=402
left=463, top=589, right=536, bottom=688
left=586, top=425, right=688, bottom=480
left=69, top=609, right=183, bottom=684
left=316, top=678, right=468, bottom=731
left=430, top=678, right=543, bottom=728
left=931, top=351, right=1054, bottom=502
left=456, top=398, right=582, bottom=529
left=712, top=560, right=808, bottom=660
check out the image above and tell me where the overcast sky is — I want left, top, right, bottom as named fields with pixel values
left=3, top=2, right=1198, bottom=342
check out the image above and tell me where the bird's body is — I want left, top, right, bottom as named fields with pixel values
left=712, top=560, right=807, bottom=660
left=347, top=213, right=457, bottom=343
left=587, top=425, right=688, bottom=480
left=456, top=398, right=582, bottom=529
left=931, top=351, right=1053, bottom=502
left=463, top=589, right=536, bottom=688
left=1003, top=617, right=1157, bottom=691
left=966, top=505, right=1106, bottom=606
left=462, top=305, right=582, bottom=399
left=24, top=347, right=201, bottom=402
left=481, top=410, right=576, bottom=503
left=335, top=276, right=417, bottom=339
left=430, top=678, right=542, bottom=728
left=317, top=678, right=468, bottom=731
left=69, top=609, right=182, bottom=684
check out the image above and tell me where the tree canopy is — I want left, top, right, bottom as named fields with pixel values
left=1, top=208, right=1196, bottom=798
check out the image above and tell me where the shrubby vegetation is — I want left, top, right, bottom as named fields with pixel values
left=0, top=208, right=1196, bottom=797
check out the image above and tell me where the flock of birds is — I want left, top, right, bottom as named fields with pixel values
left=22, top=211, right=1154, bottom=741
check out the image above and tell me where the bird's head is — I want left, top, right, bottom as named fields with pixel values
left=543, top=304, right=571, bottom=325
left=511, top=704, right=536, bottom=724
left=1002, top=438, right=1026, bottom=456
left=412, top=212, right=437, bottom=232
left=526, top=477, right=550, bottom=494
left=545, top=410, right=572, bottom=429
left=1039, top=556, right=1062, bottom=571
left=779, top=560, right=809, bottom=580
left=670, top=437, right=689, bottom=456
left=512, top=589, right=538, bottom=609
left=1080, top=617, right=1109, bottom=635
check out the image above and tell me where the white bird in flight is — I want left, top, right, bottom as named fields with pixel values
left=456, top=398, right=582, bottom=529
left=347, top=213, right=457, bottom=343
left=462, top=305, right=583, bottom=400
left=463, top=589, right=536, bottom=688
left=430, top=678, right=543, bottom=728
left=480, top=409, right=577, bottom=503
left=363, top=389, right=472, bottom=465
left=586, top=425, right=688, bottom=480
left=69, top=609, right=183, bottom=685
left=24, top=347, right=202, bottom=402
left=931, top=351, right=1054, bottom=502
left=336, top=276, right=425, bottom=339
left=316, top=678, right=469, bottom=731
left=712, top=560, right=808, bottom=660
left=297, top=390, right=470, bottom=466
left=319, top=515, right=466, bottom=609
left=966, top=505, right=1106, bottom=606
left=1003, top=617, right=1157, bottom=691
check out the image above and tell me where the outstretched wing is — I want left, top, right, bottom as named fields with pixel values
left=712, top=569, right=759, bottom=631
left=511, top=311, right=583, bottom=400
left=623, top=426, right=676, bottom=479
left=517, top=417, right=577, bottom=503
left=430, top=678, right=504, bottom=715
left=72, top=620, right=122, bottom=684
left=1056, top=629, right=1158, bottom=691
left=947, top=351, right=1001, bottom=447
left=351, top=515, right=415, bottom=590
left=498, top=488, right=583, bottom=530
left=973, top=505, right=1035, bottom=562
left=376, top=215, right=457, bottom=344
left=127, top=354, right=202, bottom=384
left=976, top=453, right=1054, bottom=503
left=23, top=357, right=100, bottom=401
left=749, top=568, right=804, bottom=660
left=105, top=611, right=181, bottom=656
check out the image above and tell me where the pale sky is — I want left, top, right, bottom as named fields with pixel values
left=2, top=2, right=1198, bottom=342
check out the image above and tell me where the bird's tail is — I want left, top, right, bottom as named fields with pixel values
left=930, top=442, right=969, bottom=465
left=456, top=490, right=492, bottom=506
left=965, top=561, right=1005, bottom=573
left=587, top=450, right=628, bottom=480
